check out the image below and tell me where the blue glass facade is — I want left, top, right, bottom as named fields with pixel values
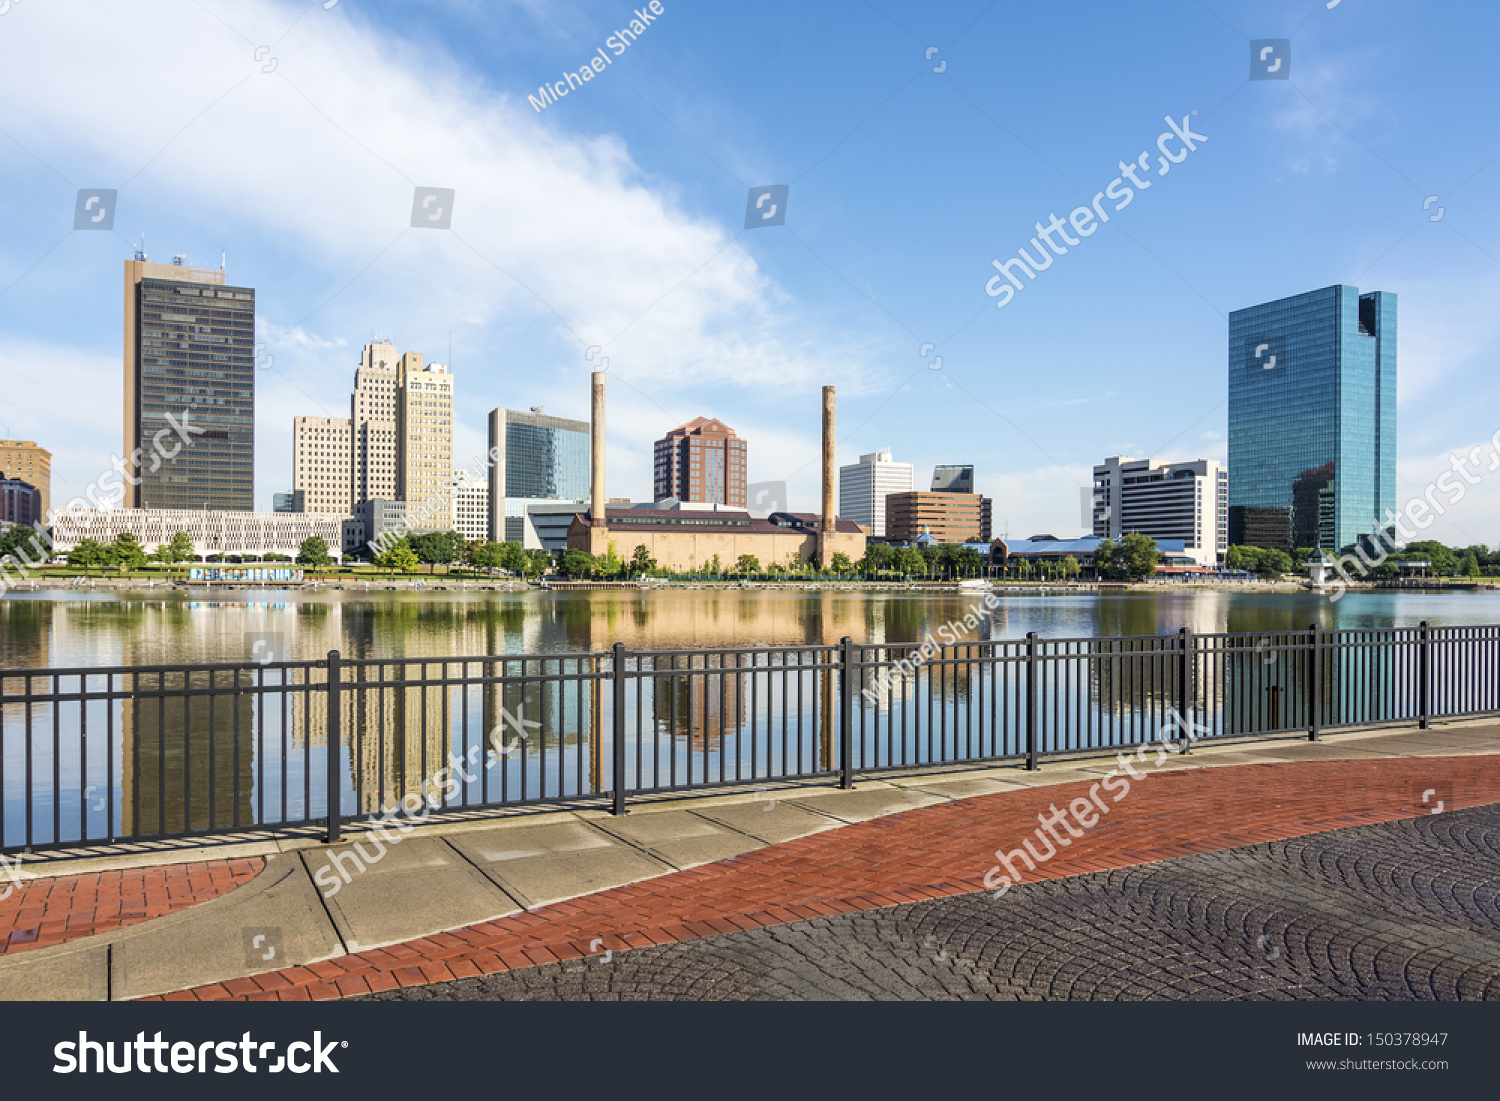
left=504, top=418, right=588, bottom=499
left=1227, top=285, right=1396, bottom=552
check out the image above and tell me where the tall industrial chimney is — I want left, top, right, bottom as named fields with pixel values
left=591, top=371, right=607, bottom=529
left=819, top=385, right=836, bottom=568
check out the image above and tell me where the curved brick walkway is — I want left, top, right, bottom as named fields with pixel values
left=0, top=859, right=263, bottom=955
left=153, top=755, right=1500, bottom=1002
left=365, top=806, right=1500, bottom=1001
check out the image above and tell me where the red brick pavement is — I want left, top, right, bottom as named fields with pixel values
left=0, top=858, right=262, bottom=955
left=150, top=754, right=1500, bottom=1002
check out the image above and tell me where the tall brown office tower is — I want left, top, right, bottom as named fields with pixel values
left=652, top=417, right=747, bottom=506
left=123, top=254, right=255, bottom=510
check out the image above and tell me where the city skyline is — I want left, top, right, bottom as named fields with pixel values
left=2, top=1, right=1498, bottom=546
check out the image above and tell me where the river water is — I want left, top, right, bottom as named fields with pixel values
left=3, top=586, right=1499, bottom=670
left=2, top=588, right=1496, bottom=849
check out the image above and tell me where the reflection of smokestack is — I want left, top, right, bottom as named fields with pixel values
left=819, top=385, right=835, bottom=567
left=591, top=371, right=606, bottom=527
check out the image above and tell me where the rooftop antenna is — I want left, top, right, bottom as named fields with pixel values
left=133, top=233, right=148, bottom=262
left=220, top=249, right=226, bottom=272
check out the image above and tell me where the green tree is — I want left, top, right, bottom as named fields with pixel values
left=706, top=553, right=723, bottom=575
left=408, top=531, right=462, bottom=573
left=1259, top=548, right=1295, bottom=578
left=600, top=540, right=623, bottom=578
left=376, top=539, right=419, bottom=574
left=1093, top=537, right=1119, bottom=579
left=561, top=548, right=596, bottom=577
left=471, top=542, right=503, bottom=571
left=1060, top=554, right=1081, bottom=580
left=526, top=549, right=552, bottom=577
left=0, top=524, right=50, bottom=570
left=168, top=531, right=195, bottom=566
left=497, top=541, right=529, bottom=574
left=66, top=538, right=106, bottom=575
left=1117, top=532, right=1158, bottom=580
left=736, top=553, right=761, bottom=575
left=629, top=545, right=656, bottom=576
left=1405, top=540, right=1458, bottom=576
left=830, top=551, right=853, bottom=574
left=895, top=546, right=926, bottom=578
left=1460, top=552, right=1481, bottom=578
left=859, top=543, right=895, bottom=575
left=297, top=536, right=333, bottom=569
left=111, top=532, right=147, bottom=572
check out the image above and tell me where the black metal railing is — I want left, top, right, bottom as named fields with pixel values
left=2, top=621, right=1497, bottom=854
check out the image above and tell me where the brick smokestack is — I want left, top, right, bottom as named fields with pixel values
left=591, top=371, right=606, bottom=528
left=819, top=385, right=835, bottom=567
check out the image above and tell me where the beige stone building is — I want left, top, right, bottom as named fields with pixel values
left=0, top=440, right=50, bottom=519
left=351, top=340, right=399, bottom=507
left=569, top=507, right=865, bottom=572
left=292, top=415, right=352, bottom=515
left=396, top=353, right=454, bottom=532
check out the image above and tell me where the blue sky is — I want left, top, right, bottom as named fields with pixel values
left=2, top=0, right=1498, bottom=544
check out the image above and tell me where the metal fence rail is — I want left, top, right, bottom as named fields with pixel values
left=3, top=621, right=1497, bottom=854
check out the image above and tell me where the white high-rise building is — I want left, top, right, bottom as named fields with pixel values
left=838, top=449, right=913, bottom=538
left=292, top=415, right=351, bottom=515
left=1092, top=456, right=1228, bottom=568
left=451, top=470, right=489, bottom=542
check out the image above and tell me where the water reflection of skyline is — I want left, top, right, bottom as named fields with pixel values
left=3, top=591, right=1498, bottom=848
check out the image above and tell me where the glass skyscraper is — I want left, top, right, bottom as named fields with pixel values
left=1227, top=284, right=1396, bottom=553
left=486, top=407, right=589, bottom=542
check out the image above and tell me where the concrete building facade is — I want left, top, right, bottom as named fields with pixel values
left=452, top=471, right=490, bottom=543
left=50, top=508, right=344, bottom=559
left=839, top=449, right=913, bottom=539
left=123, top=256, right=255, bottom=511
left=292, top=415, right=353, bottom=516
left=1092, top=456, right=1228, bottom=568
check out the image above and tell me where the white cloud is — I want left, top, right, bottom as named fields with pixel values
left=0, top=0, right=890, bottom=510
left=1395, top=435, right=1500, bottom=549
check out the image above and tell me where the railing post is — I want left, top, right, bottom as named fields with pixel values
left=1177, top=627, right=1192, bottom=754
left=839, top=637, right=855, bottom=790
left=1419, top=620, right=1431, bottom=730
left=1307, top=622, right=1320, bottom=742
left=1025, top=632, right=1039, bottom=771
left=611, top=642, right=628, bottom=815
left=325, top=649, right=342, bottom=844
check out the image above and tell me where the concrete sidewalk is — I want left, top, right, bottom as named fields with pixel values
left=1, top=719, right=1497, bottom=1001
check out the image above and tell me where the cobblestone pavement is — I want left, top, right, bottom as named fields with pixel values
left=362, top=804, right=1500, bottom=1001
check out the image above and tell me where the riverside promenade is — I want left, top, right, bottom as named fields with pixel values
left=1, top=720, right=1498, bottom=1001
